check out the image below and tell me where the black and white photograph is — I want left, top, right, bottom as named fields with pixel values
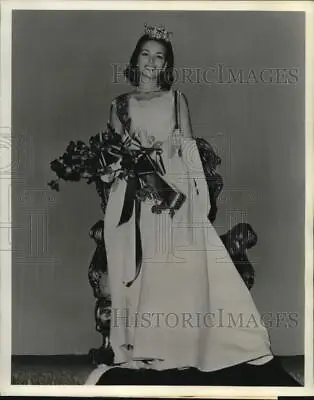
left=0, top=0, right=313, bottom=397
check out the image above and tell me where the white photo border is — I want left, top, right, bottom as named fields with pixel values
left=0, top=0, right=313, bottom=397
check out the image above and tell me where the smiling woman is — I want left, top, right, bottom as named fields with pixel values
left=85, top=23, right=279, bottom=377
left=137, top=42, right=166, bottom=83
left=124, top=26, right=174, bottom=94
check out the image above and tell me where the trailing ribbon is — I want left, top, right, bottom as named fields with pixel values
left=116, top=172, right=143, bottom=288
left=117, top=174, right=139, bottom=227
left=116, top=153, right=164, bottom=287
left=125, top=198, right=142, bottom=287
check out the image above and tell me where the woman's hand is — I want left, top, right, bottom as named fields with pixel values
left=100, top=158, right=122, bottom=183
left=100, top=172, right=116, bottom=183
left=134, top=129, right=156, bottom=148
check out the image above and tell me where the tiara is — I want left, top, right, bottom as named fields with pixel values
left=144, top=23, right=173, bottom=42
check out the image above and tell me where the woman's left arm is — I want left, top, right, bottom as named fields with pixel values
left=179, top=92, right=194, bottom=139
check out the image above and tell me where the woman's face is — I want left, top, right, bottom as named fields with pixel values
left=137, top=40, right=167, bottom=83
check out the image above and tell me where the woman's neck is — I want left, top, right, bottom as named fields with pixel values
left=137, top=81, right=161, bottom=93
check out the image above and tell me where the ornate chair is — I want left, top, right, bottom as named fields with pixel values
left=88, top=137, right=256, bottom=364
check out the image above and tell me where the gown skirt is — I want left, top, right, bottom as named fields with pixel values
left=102, top=90, right=273, bottom=372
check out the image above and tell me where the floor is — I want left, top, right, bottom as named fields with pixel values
left=11, top=355, right=304, bottom=386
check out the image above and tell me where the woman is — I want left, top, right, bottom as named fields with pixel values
left=88, top=24, right=274, bottom=380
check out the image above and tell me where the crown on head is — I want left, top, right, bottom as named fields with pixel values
left=144, top=23, right=173, bottom=42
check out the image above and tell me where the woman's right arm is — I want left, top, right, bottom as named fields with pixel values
left=100, top=99, right=124, bottom=186
left=109, top=98, right=124, bottom=135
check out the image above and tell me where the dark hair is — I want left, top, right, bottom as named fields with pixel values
left=124, top=34, right=175, bottom=90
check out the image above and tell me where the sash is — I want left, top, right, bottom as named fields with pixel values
left=113, top=93, right=142, bottom=287
left=113, top=91, right=185, bottom=286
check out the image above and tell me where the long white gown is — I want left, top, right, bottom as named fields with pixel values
left=102, top=88, right=273, bottom=372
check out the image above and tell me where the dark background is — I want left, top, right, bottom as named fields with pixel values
left=12, top=10, right=305, bottom=356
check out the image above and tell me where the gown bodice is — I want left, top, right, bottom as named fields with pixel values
left=128, top=89, right=176, bottom=150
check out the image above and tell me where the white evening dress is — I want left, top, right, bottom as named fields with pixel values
left=99, top=89, right=273, bottom=374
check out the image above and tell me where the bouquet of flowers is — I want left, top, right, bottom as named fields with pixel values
left=48, top=123, right=186, bottom=219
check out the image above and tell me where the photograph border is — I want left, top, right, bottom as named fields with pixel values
left=0, top=0, right=313, bottom=397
